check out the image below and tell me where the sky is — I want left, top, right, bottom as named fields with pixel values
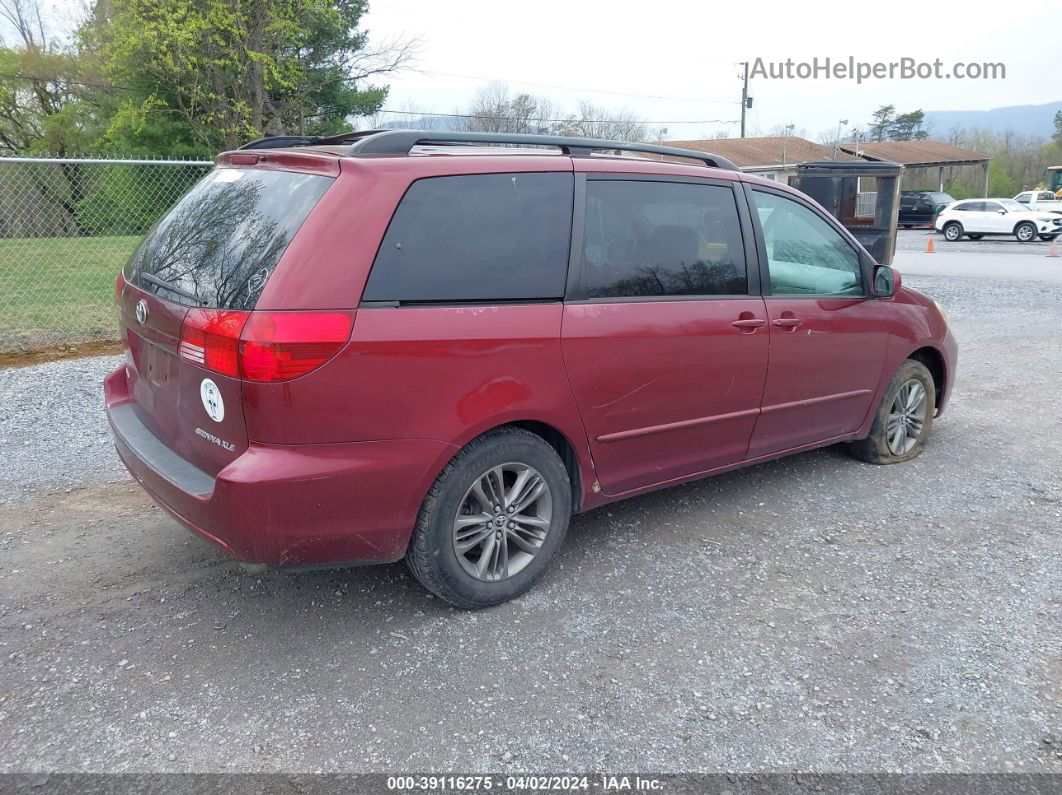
left=358, top=0, right=1058, bottom=141
left=22, top=0, right=1060, bottom=143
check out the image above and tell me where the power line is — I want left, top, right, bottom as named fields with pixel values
left=0, top=71, right=138, bottom=91
left=0, top=72, right=740, bottom=126
left=419, top=69, right=739, bottom=105
left=375, top=108, right=739, bottom=126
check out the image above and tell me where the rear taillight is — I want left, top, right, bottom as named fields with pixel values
left=178, top=309, right=352, bottom=382
left=239, top=312, right=353, bottom=382
left=178, top=308, right=248, bottom=377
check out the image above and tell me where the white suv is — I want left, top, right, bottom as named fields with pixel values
left=935, top=198, right=1062, bottom=242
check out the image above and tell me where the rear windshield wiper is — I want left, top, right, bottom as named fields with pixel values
left=138, top=273, right=206, bottom=305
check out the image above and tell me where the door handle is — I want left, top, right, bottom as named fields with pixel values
left=772, top=317, right=803, bottom=329
left=731, top=318, right=767, bottom=329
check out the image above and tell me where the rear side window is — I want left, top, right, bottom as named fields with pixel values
left=580, top=180, right=748, bottom=299
left=363, top=172, right=574, bottom=302
left=125, top=168, right=333, bottom=310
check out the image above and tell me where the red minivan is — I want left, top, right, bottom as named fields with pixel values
left=105, top=130, right=957, bottom=608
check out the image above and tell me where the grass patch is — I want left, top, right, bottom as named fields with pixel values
left=0, top=235, right=141, bottom=352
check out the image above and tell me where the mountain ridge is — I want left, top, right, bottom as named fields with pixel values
left=923, top=101, right=1061, bottom=138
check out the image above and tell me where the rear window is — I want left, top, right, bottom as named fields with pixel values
left=124, top=167, right=333, bottom=310
left=363, top=172, right=573, bottom=303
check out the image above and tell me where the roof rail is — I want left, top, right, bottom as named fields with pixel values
left=322, top=129, right=738, bottom=171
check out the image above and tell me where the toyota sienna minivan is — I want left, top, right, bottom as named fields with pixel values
left=105, top=129, right=958, bottom=608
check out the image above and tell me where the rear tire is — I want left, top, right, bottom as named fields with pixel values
left=966, top=234, right=984, bottom=240
left=1015, top=222, right=1037, bottom=242
left=849, top=360, right=936, bottom=465
left=942, top=222, right=963, bottom=242
left=1041, top=234, right=1058, bottom=241
left=405, top=428, right=572, bottom=609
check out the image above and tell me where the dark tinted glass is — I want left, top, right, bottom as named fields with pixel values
left=124, top=168, right=333, bottom=310
left=580, top=180, right=747, bottom=299
left=363, top=172, right=573, bottom=302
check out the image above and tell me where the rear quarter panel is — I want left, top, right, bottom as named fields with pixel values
left=241, top=151, right=598, bottom=504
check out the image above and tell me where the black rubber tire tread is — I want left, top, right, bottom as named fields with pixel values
left=848, top=359, right=936, bottom=465
left=405, top=427, right=572, bottom=609
left=942, top=222, right=963, bottom=241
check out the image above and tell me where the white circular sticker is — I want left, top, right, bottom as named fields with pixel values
left=200, top=378, right=225, bottom=423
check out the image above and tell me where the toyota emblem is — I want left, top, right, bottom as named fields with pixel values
left=135, top=299, right=149, bottom=325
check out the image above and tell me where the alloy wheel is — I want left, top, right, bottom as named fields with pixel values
left=886, top=379, right=928, bottom=455
left=452, top=463, right=553, bottom=581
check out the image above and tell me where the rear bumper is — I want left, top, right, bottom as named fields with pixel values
left=104, top=366, right=455, bottom=566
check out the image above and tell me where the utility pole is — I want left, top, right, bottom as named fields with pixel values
left=739, top=61, right=750, bottom=138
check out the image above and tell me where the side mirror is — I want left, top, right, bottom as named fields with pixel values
left=874, top=265, right=899, bottom=297
left=999, top=209, right=1007, bottom=214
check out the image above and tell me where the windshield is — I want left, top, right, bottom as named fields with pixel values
left=998, top=199, right=1027, bottom=212
left=124, top=167, right=333, bottom=310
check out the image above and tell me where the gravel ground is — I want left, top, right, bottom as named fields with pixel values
left=896, top=227, right=1059, bottom=256
left=0, top=260, right=1060, bottom=774
left=0, top=355, right=125, bottom=505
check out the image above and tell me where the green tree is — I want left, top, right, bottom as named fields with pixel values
left=868, top=105, right=895, bottom=142
left=87, top=0, right=410, bottom=154
left=1053, top=110, right=1062, bottom=144
left=0, top=0, right=89, bottom=153
left=890, top=110, right=929, bottom=141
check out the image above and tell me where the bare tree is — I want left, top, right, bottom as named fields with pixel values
left=555, top=100, right=647, bottom=142
left=365, top=101, right=448, bottom=131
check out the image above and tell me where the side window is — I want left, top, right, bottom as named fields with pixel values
left=581, top=180, right=748, bottom=299
left=1016, top=193, right=1031, bottom=204
left=363, top=172, right=573, bottom=302
left=751, top=190, right=863, bottom=297
left=983, top=201, right=1003, bottom=213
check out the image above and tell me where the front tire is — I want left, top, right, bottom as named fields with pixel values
left=1015, top=222, right=1037, bottom=242
left=1041, top=234, right=1058, bottom=241
left=849, top=359, right=936, bottom=465
left=405, top=428, right=572, bottom=609
left=967, top=234, right=984, bottom=240
left=942, top=222, right=963, bottom=242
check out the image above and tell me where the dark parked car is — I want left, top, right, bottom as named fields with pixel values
left=105, top=130, right=957, bottom=608
left=899, top=190, right=955, bottom=228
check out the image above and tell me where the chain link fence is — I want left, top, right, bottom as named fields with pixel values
left=0, top=155, right=214, bottom=353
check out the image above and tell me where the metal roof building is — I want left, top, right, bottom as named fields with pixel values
left=839, top=140, right=992, bottom=196
left=665, top=136, right=860, bottom=184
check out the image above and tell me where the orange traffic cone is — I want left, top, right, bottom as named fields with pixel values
left=925, top=236, right=935, bottom=254
left=1049, top=239, right=1060, bottom=258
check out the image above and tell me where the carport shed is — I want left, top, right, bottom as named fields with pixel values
left=839, top=140, right=991, bottom=197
